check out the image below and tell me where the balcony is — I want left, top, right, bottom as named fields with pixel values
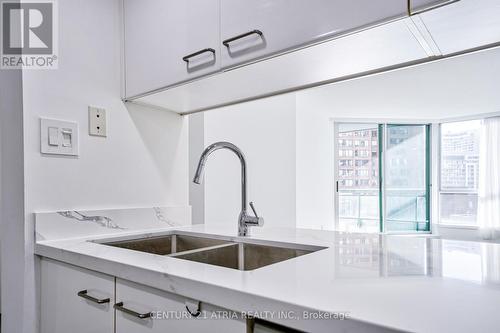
left=338, top=189, right=429, bottom=233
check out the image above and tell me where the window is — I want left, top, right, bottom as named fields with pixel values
left=336, top=124, right=381, bottom=233
left=340, top=159, right=353, bottom=167
left=339, top=169, right=354, bottom=177
left=356, top=169, right=369, bottom=176
left=355, top=159, right=369, bottom=167
left=384, top=125, right=429, bottom=232
left=359, top=150, right=370, bottom=157
left=336, top=123, right=431, bottom=233
left=439, top=120, right=481, bottom=226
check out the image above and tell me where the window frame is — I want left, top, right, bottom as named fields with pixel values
left=333, top=112, right=500, bottom=238
left=333, top=119, right=432, bottom=234
left=437, top=120, right=481, bottom=228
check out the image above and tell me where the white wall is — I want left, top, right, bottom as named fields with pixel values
left=189, top=113, right=205, bottom=224
left=295, top=105, right=336, bottom=230
left=3, top=1, right=189, bottom=332
left=0, top=63, right=25, bottom=332
left=200, top=94, right=297, bottom=229
left=190, top=93, right=339, bottom=231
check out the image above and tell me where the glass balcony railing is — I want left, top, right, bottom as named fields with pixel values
left=339, top=190, right=429, bottom=233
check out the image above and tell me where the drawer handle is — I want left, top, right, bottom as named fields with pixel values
left=77, top=290, right=110, bottom=304
left=185, top=305, right=201, bottom=317
left=114, top=302, right=152, bottom=319
left=182, top=48, right=216, bottom=63
left=222, top=29, right=263, bottom=47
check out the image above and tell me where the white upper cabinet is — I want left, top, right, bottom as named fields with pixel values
left=123, top=0, right=500, bottom=110
left=123, top=0, right=409, bottom=97
left=418, top=0, right=500, bottom=55
left=124, top=0, right=220, bottom=98
left=219, top=0, right=408, bottom=68
left=137, top=19, right=429, bottom=113
left=410, top=0, right=455, bottom=14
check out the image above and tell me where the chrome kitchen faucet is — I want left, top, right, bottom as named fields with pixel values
left=193, top=141, right=264, bottom=236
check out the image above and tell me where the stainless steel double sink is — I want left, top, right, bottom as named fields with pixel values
left=100, top=233, right=326, bottom=271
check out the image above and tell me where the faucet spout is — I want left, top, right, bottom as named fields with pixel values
left=193, top=159, right=206, bottom=185
left=192, top=141, right=264, bottom=236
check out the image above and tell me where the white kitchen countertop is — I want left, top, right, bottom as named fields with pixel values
left=35, top=208, right=500, bottom=333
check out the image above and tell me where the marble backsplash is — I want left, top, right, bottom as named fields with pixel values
left=35, top=206, right=191, bottom=241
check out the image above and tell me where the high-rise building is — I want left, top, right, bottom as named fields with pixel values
left=441, top=130, right=480, bottom=190
left=337, top=128, right=379, bottom=189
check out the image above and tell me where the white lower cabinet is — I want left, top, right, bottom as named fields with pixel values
left=40, top=258, right=114, bottom=333
left=40, top=258, right=261, bottom=332
left=115, top=278, right=247, bottom=333
left=253, top=321, right=301, bottom=333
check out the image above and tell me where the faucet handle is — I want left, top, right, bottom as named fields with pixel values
left=249, top=202, right=264, bottom=227
left=249, top=202, right=259, bottom=217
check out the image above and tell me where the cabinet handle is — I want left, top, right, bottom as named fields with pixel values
left=114, top=302, right=152, bottom=319
left=185, top=305, right=201, bottom=317
left=182, top=48, right=216, bottom=63
left=77, top=290, right=110, bottom=304
left=222, top=30, right=263, bottom=47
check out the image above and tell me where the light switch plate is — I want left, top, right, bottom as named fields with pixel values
left=48, top=127, right=59, bottom=146
left=40, top=118, right=79, bottom=156
left=89, top=106, right=107, bottom=137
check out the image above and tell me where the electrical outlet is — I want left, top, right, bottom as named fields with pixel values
left=89, top=106, right=107, bottom=137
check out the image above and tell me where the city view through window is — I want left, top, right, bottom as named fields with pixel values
left=440, top=120, right=481, bottom=225
left=337, top=124, right=380, bottom=232
left=336, top=123, right=430, bottom=233
left=336, top=120, right=482, bottom=232
left=384, top=125, right=428, bottom=232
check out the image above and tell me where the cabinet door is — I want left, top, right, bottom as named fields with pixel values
left=124, top=0, right=220, bottom=97
left=115, top=279, right=246, bottom=333
left=220, top=0, right=407, bottom=68
left=418, top=0, right=500, bottom=55
left=253, top=320, right=303, bottom=333
left=410, top=0, right=454, bottom=14
left=40, top=258, right=114, bottom=333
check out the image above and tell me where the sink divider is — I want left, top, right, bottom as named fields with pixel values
left=171, top=234, right=177, bottom=254
left=238, top=243, right=245, bottom=271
